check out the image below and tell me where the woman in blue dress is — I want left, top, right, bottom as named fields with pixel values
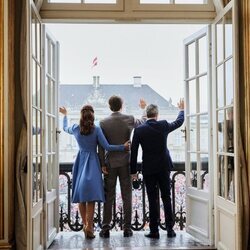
left=59, top=105, right=129, bottom=239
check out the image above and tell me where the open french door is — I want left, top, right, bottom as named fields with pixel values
left=28, top=3, right=59, bottom=249
left=184, top=26, right=214, bottom=245
left=184, top=0, right=239, bottom=249
left=212, top=1, right=240, bottom=249
left=43, top=27, right=60, bottom=248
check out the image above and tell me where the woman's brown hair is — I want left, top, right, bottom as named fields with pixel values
left=79, top=105, right=95, bottom=135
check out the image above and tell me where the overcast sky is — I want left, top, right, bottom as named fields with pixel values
left=48, top=24, right=205, bottom=104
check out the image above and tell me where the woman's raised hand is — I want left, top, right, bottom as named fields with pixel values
left=124, top=140, right=131, bottom=151
left=59, top=106, right=67, bottom=116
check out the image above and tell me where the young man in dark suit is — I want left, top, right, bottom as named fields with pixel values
left=130, top=99, right=184, bottom=239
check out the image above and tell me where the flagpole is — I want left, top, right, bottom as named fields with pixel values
left=92, top=57, right=98, bottom=88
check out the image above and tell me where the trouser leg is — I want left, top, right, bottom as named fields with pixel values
left=158, top=170, right=174, bottom=229
left=102, top=168, right=118, bottom=229
left=144, top=174, right=159, bottom=233
left=118, top=166, right=132, bottom=229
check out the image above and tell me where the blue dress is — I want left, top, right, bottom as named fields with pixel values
left=63, top=116, right=125, bottom=203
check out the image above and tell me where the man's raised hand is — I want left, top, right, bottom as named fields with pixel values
left=177, top=98, right=184, bottom=110
left=139, top=99, right=147, bottom=109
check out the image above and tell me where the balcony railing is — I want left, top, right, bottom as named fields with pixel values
left=59, top=162, right=208, bottom=232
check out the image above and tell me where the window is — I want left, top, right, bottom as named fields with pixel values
left=42, top=0, right=122, bottom=13
left=49, top=0, right=116, bottom=3
left=41, top=0, right=215, bottom=19
left=140, top=0, right=206, bottom=4
left=133, top=0, right=214, bottom=12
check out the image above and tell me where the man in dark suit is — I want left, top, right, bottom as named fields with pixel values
left=98, top=95, right=147, bottom=238
left=130, top=99, right=184, bottom=239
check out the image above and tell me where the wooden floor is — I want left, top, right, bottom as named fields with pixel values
left=49, top=231, right=216, bottom=250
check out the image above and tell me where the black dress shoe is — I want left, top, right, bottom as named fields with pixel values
left=123, top=228, right=133, bottom=237
left=167, top=229, right=176, bottom=238
left=144, top=232, right=160, bottom=239
left=99, top=228, right=110, bottom=238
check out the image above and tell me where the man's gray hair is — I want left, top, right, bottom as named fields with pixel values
left=146, top=104, right=159, bottom=118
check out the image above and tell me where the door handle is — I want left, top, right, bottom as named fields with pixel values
left=181, top=128, right=186, bottom=141
left=56, top=128, right=61, bottom=142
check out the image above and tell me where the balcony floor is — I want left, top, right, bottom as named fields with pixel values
left=49, top=231, right=216, bottom=250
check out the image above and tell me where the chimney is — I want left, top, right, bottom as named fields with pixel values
left=133, top=76, right=142, bottom=87
left=93, top=76, right=100, bottom=89
left=96, top=76, right=100, bottom=88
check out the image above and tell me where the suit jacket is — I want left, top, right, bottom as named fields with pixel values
left=130, top=111, right=184, bottom=175
left=99, top=112, right=146, bottom=168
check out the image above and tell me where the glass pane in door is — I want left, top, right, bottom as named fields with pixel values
left=218, top=154, right=225, bottom=197
left=200, top=154, right=209, bottom=191
left=216, top=65, right=224, bottom=108
left=188, top=42, right=196, bottom=78
left=189, top=79, right=196, bottom=114
left=36, top=21, right=41, bottom=63
left=190, top=153, right=197, bottom=187
left=32, top=60, right=37, bottom=106
left=200, top=114, right=208, bottom=152
left=189, top=116, right=197, bottom=152
left=225, top=58, right=233, bottom=106
left=37, top=65, right=41, bottom=109
left=217, top=109, right=225, bottom=152
left=227, top=155, right=235, bottom=202
left=225, top=10, right=233, bottom=58
left=216, top=19, right=223, bottom=64
left=225, top=107, right=234, bottom=154
left=198, top=35, right=207, bottom=74
left=199, top=75, right=208, bottom=113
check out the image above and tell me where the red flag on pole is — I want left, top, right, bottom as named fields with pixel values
left=92, top=57, right=98, bottom=68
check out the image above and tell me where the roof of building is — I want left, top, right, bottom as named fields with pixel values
left=59, top=84, right=178, bottom=111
